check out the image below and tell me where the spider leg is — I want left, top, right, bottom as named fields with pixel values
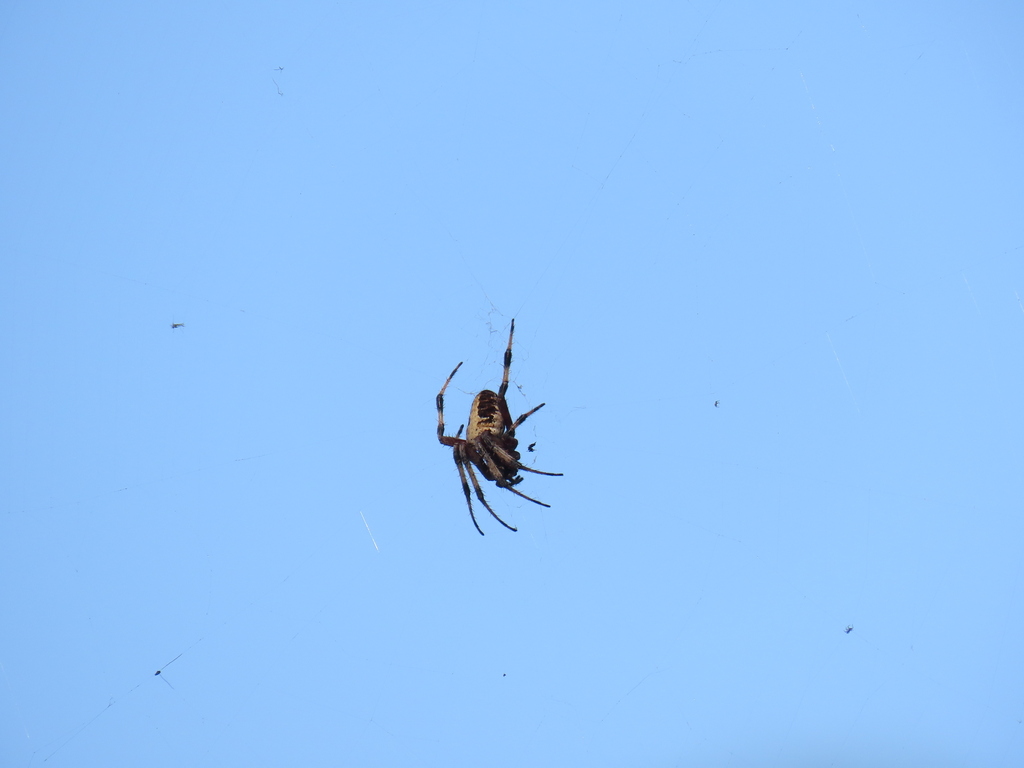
left=452, top=447, right=485, bottom=536
left=474, top=439, right=520, bottom=485
left=497, top=319, right=515, bottom=400
left=478, top=432, right=563, bottom=479
left=436, top=361, right=464, bottom=443
left=509, top=402, right=545, bottom=433
left=462, top=452, right=518, bottom=532
left=517, top=465, right=563, bottom=477
left=497, top=481, right=553, bottom=508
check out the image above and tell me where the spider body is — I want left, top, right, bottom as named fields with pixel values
left=437, top=320, right=561, bottom=535
left=465, top=391, right=522, bottom=485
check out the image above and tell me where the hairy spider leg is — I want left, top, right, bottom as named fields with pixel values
left=497, top=319, right=515, bottom=400
left=517, top=465, right=564, bottom=477
left=436, top=361, right=464, bottom=443
left=509, top=402, right=545, bottom=433
left=497, top=479, right=553, bottom=508
left=451, top=450, right=485, bottom=535
left=459, top=445, right=518, bottom=533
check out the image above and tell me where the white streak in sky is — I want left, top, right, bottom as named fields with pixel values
left=359, top=510, right=379, bottom=551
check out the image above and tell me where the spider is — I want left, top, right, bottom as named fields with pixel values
left=436, top=319, right=562, bottom=535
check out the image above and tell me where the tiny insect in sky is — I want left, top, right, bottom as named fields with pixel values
left=844, top=625, right=854, bottom=634
left=714, top=400, right=719, bottom=407
left=436, top=320, right=562, bottom=535
left=171, top=322, right=185, bottom=329
left=154, top=652, right=183, bottom=688
left=527, top=442, right=537, bottom=452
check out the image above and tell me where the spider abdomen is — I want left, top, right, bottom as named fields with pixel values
left=467, top=390, right=512, bottom=440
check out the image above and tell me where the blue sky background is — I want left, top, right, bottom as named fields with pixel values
left=3, top=1, right=1023, bottom=766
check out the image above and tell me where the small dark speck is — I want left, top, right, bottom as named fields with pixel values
left=502, top=673, right=506, bottom=677
left=844, top=625, right=854, bottom=634
left=527, top=443, right=536, bottom=452
left=154, top=670, right=161, bottom=676
left=171, top=323, right=185, bottom=329
left=714, top=400, right=719, bottom=407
